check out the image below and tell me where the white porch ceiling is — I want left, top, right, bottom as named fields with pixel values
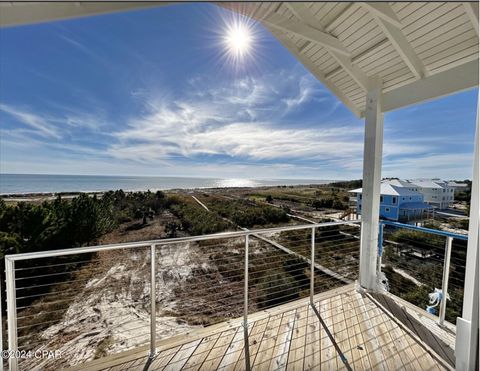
left=221, top=2, right=479, bottom=117
left=1, top=1, right=478, bottom=117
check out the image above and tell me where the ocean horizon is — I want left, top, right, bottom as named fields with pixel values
left=0, top=173, right=337, bottom=195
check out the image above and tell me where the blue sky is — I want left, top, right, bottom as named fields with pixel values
left=0, top=3, right=477, bottom=180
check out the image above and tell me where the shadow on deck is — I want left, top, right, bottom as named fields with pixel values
left=66, top=285, right=453, bottom=371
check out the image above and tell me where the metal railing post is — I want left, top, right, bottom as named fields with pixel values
left=243, top=234, right=251, bottom=371
left=377, top=222, right=384, bottom=274
left=310, top=227, right=315, bottom=305
left=439, top=236, right=453, bottom=325
left=0, top=268, right=3, bottom=371
left=5, top=258, right=18, bottom=371
left=149, top=244, right=157, bottom=358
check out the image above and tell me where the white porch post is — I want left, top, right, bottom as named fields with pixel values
left=359, top=79, right=384, bottom=290
left=455, top=96, right=479, bottom=371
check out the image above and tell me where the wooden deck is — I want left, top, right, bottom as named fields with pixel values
left=67, top=285, right=452, bottom=371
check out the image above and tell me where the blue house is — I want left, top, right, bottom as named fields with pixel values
left=349, top=182, right=433, bottom=222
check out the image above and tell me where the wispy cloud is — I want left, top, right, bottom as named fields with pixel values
left=0, top=104, right=61, bottom=139
left=108, top=71, right=364, bottom=166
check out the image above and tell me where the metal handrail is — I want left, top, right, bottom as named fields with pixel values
left=3, top=220, right=360, bottom=370
left=378, top=220, right=468, bottom=326
left=380, top=220, right=468, bottom=240
left=4, top=220, right=360, bottom=261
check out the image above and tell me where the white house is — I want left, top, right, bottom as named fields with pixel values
left=405, top=179, right=455, bottom=209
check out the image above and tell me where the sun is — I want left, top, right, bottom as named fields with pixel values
left=213, top=11, right=261, bottom=71
left=224, top=22, right=252, bottom=58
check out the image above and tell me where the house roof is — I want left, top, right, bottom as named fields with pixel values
left=383, top=179, right=413, bottom=188
left=1, top=2, right=478, bottom=118
left=448, top=181, right=468, bottom=187
left=349, top=182, right=422, bottom=196
left=407, top=179, right=447, bottom=189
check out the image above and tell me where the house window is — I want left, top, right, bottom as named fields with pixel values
left=392, top=197, right=397, bottom=204
left=380, top=196, right=383, bottom=202
left=385, top=207, right=390, bottom=212
left=359, top=194, right=362, bottom=200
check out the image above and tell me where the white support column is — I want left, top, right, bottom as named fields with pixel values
left=359, top=79, right=384, bottom=290
left=455, top=95, right=479, bottom=371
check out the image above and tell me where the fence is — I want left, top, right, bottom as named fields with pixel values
left=2, top=220, right=360, bottom=370
left=378, top=220, right=468, bottom=326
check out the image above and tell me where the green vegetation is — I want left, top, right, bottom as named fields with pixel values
left=242, top=184, right=351, bottom=212
left=311, top=197, right=345, bottom=210
left=0, top=190, right=169, bottom=258
left=329, top=179, right=362, bottom=189
left=448, top=218, right=469, bottom=230
left=204, top=197, right=290, bottom=228
left=168, top=197, right=230, bottom=235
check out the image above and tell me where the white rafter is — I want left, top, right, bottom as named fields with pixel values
left=262, top=11, right=350, bottom=57
left=284, top=2, right=323, bottom=31
left=361, top=2, right=426, bottom=79
left=360, top=2, right=403, bottom=28
left=464, top=2, right=479, bottom=36
left=270, top=3, right=369, bottom=91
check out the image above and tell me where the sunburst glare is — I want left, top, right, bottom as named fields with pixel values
left=215, top=10, right=262, bottom=71
left=223, top=21, right=252, bottom=58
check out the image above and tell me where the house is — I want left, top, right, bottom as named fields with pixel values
left=447, top=181, right=469, bottom=195
left=405, top=179, right=455, bottom=209
left=350, top=182, right=433, bottom=221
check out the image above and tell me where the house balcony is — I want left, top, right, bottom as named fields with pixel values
left=2, top=220, right=467, bottom=370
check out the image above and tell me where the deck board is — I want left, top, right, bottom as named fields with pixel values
left=319, top=298, right=338, bottom=370
left=369, top=292, right=455, bottom=368
left=68, top=286, right=451, bottom=371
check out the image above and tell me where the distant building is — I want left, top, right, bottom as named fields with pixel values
left=403, top=179, right=456, bottom=209
left=447, top=181, right=469, bottom=195
left=349, top=182, right=433, bottom=222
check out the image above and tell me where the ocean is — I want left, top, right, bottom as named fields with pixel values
left=0, top=174, right=334, bottom=195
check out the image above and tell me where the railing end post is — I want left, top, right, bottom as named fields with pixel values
left=150, top=244, right=157, bottom=358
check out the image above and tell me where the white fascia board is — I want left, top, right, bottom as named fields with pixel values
left=270, top=28, right=362, bottom=118
left=0, top=2, right=167, bottom=28
left=381, top=59, right=479, bottom=113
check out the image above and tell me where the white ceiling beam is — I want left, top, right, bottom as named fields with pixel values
left=273, top=4, right=369, bottom=91
left=269, top=28, right=362, bottom=118
left=464, top=2, right=479, bottom=36
left=328, top=51, right=369, bottom=91
left=382, top=59, right=479, bottom=113
left=360, top=2, right=403, bottom=28
left=0, top=2, right=167, bottom=28
left=262, top=12, right=351, bottom=57
left=361, top=3, right=426, bottom=79
left=284, top=2, right=322, bottom=31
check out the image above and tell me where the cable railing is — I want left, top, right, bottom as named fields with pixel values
left=1, top=220, right=360, bottom=370
left=378, top=220, right=468, bottom=326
